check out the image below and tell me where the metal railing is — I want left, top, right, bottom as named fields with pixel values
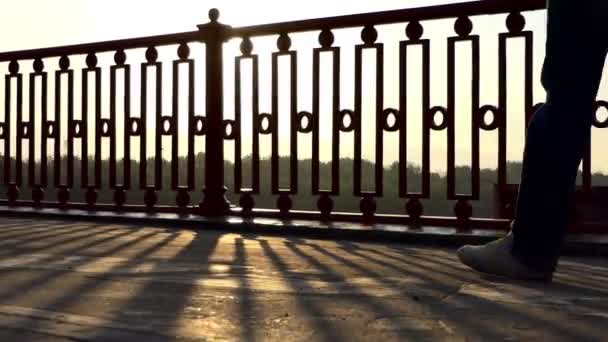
left=2, top=0, right=606, bottom=232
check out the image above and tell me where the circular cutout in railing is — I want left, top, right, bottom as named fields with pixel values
left=478, top=105, right=501, bottom=131
left=194, top=116, right=207, bottom=135
left=47, top=122, right=56, bottom=138
left=594, top=101, right=608, bottom=128
left=21, top=123, right=30, bottom=138
left=339, top=110, right=355, bottom=132
left=72, top=121, right=83, bottom=138
left=382, top=108, right=400, bottom=132
left=161, top=117, right=174, bottom=135
left=129, top=118, right=141, bottom=136
left=258, top=113, right=273, bottom=134
left=428, top=106, right=448, bottom=131
left=297, top=111, right=313, bottom=133
left=0, top=123, right=4, bottom=139
left=223, top=120, right=236, bottom=140
left=100, top=120, right=111, bottom=137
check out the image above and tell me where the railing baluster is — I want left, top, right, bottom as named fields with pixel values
left=235, top=36, right=259, bottom=214
left=355, top=25, right=383, bottom=220
left=400, top=21, right=430, bottom=224
left=313, top=29, right=340, bottom=218
left=6, top=61, right=22, bottom=204
left=172, top=42, right=195, bottom=209
left=498, top=12, right=533, bottom=217
left=141, top=47, right=162, bottom=209
left=272, top=32, right=298, bottom=215
left=30, top=59, right=47, bottom=205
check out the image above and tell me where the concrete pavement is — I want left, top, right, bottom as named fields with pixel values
left=0, top=217, right=606, bottom=341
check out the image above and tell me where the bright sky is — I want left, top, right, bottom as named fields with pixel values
left=1, top=0, right=608, bottom=188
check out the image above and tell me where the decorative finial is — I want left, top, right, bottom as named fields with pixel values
left=209, top=8, right=220, bottom=22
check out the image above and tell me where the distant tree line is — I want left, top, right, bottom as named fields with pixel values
left=1, top=153, right=607, bottom=218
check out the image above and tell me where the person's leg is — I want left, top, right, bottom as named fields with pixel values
left=511, top=0, right=608, bottom=270
left=457, top=0, right=608, bottom=281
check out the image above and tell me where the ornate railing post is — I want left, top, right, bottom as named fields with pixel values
left=198, top=9, right=232, bottom=216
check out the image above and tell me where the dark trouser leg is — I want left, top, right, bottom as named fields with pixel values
left=511, top=0, right=607, bottom=269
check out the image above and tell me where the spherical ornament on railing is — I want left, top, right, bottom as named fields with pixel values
left=114, top=50, right=127, bottom=66
left=8, top=60, right=19, bottom=75
left=145, top=47, right=158, bottom=63
left=57, top=187, right=70, bottom=208
left=7, top=184, right=19, bottom=205
left=177, top=43, right=190, bottom=60
left=209, top=8, right=220, bottom=22
left=406, top=198, right=423, bottom=220
left=32, top=186, right=44, bottom=205
left=240, top=37, right=253, bottom=56
left=176, top=188, right=190, bottom=208
left=406, top=21, right=424, bottom=40
left=239, top=193, right=255, bottom=214
left=277, top=33, right=292, bottom=52
left=360, top=195, right=377, bottom=219
left=317, top=193, right=334, bottom=217
left=454, top=16, right=473, bottom=37
left=277, top=193, right=292, bottom=214
left=144, top=187, right=157, bottom=209
left=59, top=55, right=70, bottom=71
left=506, top=12, right=526, bottom=34
left=454, top=199, right=473, bottom=222
left=85, top=187, right=98, bottom=207
left=319, top=29, right=335, bottom=48
left=113, top=187, right=127, bottom=207
left=361, top=25, right=378, bottom=45
left=33, top=59, right=44, bottom=73
left=86, top=53, right=98, bottom=68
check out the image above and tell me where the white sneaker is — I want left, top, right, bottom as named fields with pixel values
left=457, top=233, right=554, bottom=282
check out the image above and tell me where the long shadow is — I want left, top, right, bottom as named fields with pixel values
left=329, top=241, right=601, bottom=340
left=0, top=226, right=154, bottom=303
left=0, top=221, right=93, bottom=243
left=0, top=223, right=118, bottom=254
left=234, top=237, right=256, bottom=341
left=0, top=223, right=135, bottom=274
left=0, top=218, right=50, bottom=228
left=339, top=241, right=478, bottom=283
left=0, top=220, right=51, bottom=233
left=86, top=230, right=222, bottom=340
left=284, top=240, right=451, bottom=340
left=257, top=238, right=346, bottom=342
left=16, top=231, right=183, bottom=340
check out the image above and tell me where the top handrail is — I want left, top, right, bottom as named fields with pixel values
left=230, top=0, right=546, bottom=38
left=0, top=0, right=546, bottom=63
